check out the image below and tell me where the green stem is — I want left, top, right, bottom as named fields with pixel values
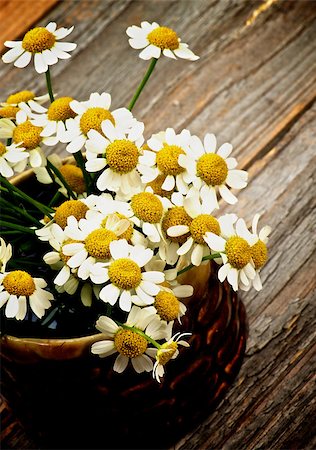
left=73, top=151, right=91, bottom=195
left=46, top=160, right=77, bottom=200
left=128, top=58, right=158, bottom=111
left=48, top=190, right=62, bottom=207
left=0, top=177, right=53, bottom=219
left=117, top=322, right=161, bottom=349
left=0, top=197, right=42, bottom=226
left=177, top=253, right=221, bottom=276
left=45, top=67, right=54, bottom=103
left=0, top=220, right=35, bottom=235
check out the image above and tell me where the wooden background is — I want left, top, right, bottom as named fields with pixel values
left=0, top=0, right=315, bottom=449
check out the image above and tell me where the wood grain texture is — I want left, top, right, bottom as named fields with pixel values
left=0, top=0, right=58, bottom=53
left=0, top=0, right=315, bottom=449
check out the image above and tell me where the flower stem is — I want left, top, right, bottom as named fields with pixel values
left=177, top=253, right=221, bottom=276
left=128, top=58, right=158, bottom=111
left=45, top=68, right=54, bottom=103
left=46, top=160, right=77, bottom=200
left=0, top=196, right=42, bottom=226
left=0, top=176, right=54, bottom=219
left=0, top=220, right=35, bottom=235
left=73, top=151, right=92, bottom=195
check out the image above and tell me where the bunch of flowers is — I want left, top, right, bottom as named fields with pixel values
left=0, top=21, right=271, bottom=382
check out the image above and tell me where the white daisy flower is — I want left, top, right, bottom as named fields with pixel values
left=0, top=270, right=53, bottom=320
left=0, top=90, right=49, bottom=121
left=140, top=128, right=192, bottom=194
left=0, top=141, right=29, bottom=177
left=2, top=22, right=76, bottom=74
left=97, top=239, right=165, bottom=312
left=35, top=197, right=96, bottom=244
left=29, top=97, right=77, bottom=143
left=166, top=191, right=222, bottom=266
left=241, top=214, right=271, bottom=292
left=91, top=306, right=169, bottom=374
left=126, top=21, right=199, bottom=61
left=0, top=115, right=57, bottom=168
left=62, top=214, right=131, bottom=280
left=62, top=92, right=140, bottom=154
left=129, top=189, right=171, bottom=244
left=85, top=119, right=144, bottom=198
left=179, top=133, right=248, bottom=210
left=0, top=238, right=12, bottom=273
left=204, top=215, right=258, bottom=291
left=153, top=332, right=191, bottom=383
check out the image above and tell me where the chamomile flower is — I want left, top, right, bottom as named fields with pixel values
left=30, top=97, right=77, bottom=143
left=0, top=141, right=29, bottom=177
left=85, top=119, right=144, bottom=198
left=0, top=90, right=49, bottom=121
left=126, top=21, right=199, bottom=61
left=62, top=92, right=139, bottom=154
left=166, top=191, right=221, bottom=266
left=243, top=214, right=271, bottom=291
left=62, top=214, right=131, bottom=280
left=129, top=189, right=171, bottom=243
left=153, top=332, right=191, bottom=383
left=204, top=215, right=258, bottom=291
left=140, top=128, right=192, bottom=194
left=0, top=238, right=12, bottom=273
left=0, top=271, right=53, bottom=320
left=91, top=306, right=168, bottom=374
left=0, top=115, right=57, bottom=167
left=98, top=239, right=165, bottom=312
left=179, top=133, right=248, bottom=210
left=2, top=22, right=76, bottom=73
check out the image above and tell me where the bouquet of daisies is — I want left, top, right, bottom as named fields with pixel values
left=0, top=21, right=271, bottom=382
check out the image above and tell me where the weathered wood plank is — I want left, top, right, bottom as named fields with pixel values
left=176, top=102, right=316, bottom=450
left=0, top=0, right=58, bottom=53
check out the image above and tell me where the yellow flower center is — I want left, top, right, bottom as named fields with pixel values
left=154, top=291, right=180, bottom=321
left=251, top=239, right=268, bottom=269
left=162, top=207, right=192, bottom=243
left=101, top=214, right=134, bottom=242
left=108, top=258, right=142, bottom=290
left=47, top=97, right=76, bottom=122
left=54, top=200, right=89, bottom=229
left=0, top=106, right=20, bottom=119
left=106, top=140, right=139, bottom=174
left=156, top=342, right=178, bottom=366
left=147, top=26, right=179, bottom=50
left=196, top=153, right=228, bottom=186
left=13, top=121, right=43, bottom=150
left=6, top=90, right=35, bottom=105
left=225, top=236, right=251, bottom=269
left=3, top=270, right=35, bottom=296
left=85, top=228, right=117, bottom=259
left=189, top=214, right=220, bottom=244
left=147, top=174, right=174, bottom=198
left=59, top=164, right=86, bottom=194
left=156, top=144, right=185, bottom=176
left=114, top=329, right=148, bottom=358
left=0, top=142, right=6, bottom=156
left=80, top=107, right=115, bottom=136
left=131, top=192, right=163, bottom=224
left=22, top=27, right=56, bottom=53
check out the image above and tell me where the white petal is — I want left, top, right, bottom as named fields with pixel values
left=227, top=267, right=238, bottom=291
left=217, top=142, right=233, bottom=159
left=14, top=51, right=32, bottom=68
left=167, top=225, right=190, bottom=237
left=113, top=354, right=129, bottom=373
left=177, top=237, right=194, bottom=256
left=110, top=239, right=129, bottom=259
left=191, top=244, right=204, bottom=266
left=204, top=232, right=226, bottom=252
left=203, top=133, right=217, bottom=154
left=99, top=283, right=120, bottom=305
left=2, top=45, right=25, bottom=63
left=34, top=53, right=48, bottom=73
left=142, top=271, right=164, bottom=283
left=119, top=290, right=132, bottom=312
left=219, top=185, right=238, bottom=205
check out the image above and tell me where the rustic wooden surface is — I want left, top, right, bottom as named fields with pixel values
left=0, top=0, right=315, bottom=449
